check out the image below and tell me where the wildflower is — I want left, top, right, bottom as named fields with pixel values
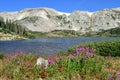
left=76, top=48, right=79, bottom=55
left=109, top=75, right=113, bottom=80
left=118, top=70, right=120, bottom=78
left=72, top=53, right=77, bottom=57
left=17, top=59, right=21, bottom=65
left=86, top=51, right=92, bottom=57
left=14, top=51, right=19, bottom=56
left=10, top=52, right=19, bottom=60
left=76, top=47, right=85, bottom=54
left=79, top=47, right=85, bottom=53
left=92, top=49, right=96, bottom=53
left=86, top=49, right=95, bottom=57
left=26, top=61, right=31, bottom=67
left=86, top=47, right=90, bottom=52
left=17, top=59, right=23, bottom=65
left=48, top=57, right=55, bottom=65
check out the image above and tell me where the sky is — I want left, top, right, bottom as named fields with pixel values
left=0, top=0, right=120, bottom=13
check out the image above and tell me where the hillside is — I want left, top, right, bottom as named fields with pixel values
left=97, top=27, right=120, bottom=36
left=0, top=7, right=120, bottom=40
left=0, top=8, right=120, bottom=33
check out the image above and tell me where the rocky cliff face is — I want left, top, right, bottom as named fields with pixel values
left=0, top=8, right=120, bottom=33
left=92, top=8, right=120, bottom=31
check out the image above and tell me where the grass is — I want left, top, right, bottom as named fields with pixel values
left=25, top=30, right=82, bottom=38
left=97, top=27, right=120, bottom=37
left=0, top=44, right=120, bottom=80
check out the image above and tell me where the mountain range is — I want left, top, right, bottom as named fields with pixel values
left=0, top=7, right=120, bottom=34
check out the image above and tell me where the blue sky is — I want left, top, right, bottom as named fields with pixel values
left=0, top=0, right=120, bottom=12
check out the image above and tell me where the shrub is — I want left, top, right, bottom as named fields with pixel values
left=81, top=40, right=120, bottom=57
left=0, top=52, right=4, bottom=59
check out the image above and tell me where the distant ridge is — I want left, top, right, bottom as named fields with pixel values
left=0, top=7, right=120, bottom=34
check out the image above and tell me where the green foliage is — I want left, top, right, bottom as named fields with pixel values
left=0, top=52, right=4, bottom=59
left=22, top=16, right=39, bottom=23
left=51, top=30, right=81, bottom=37
left=58, top=50, right=67, bottom=55
left=67, top=46, right=76, bottom=54
left=0, top=48, right=120, bottom=80
left=0, top=20, right=28, bottom=37
left=56, top=15, right=63, bottom=20
left=24, top=30, right=82, bottom=38
left=82, top=40, right=120, bottom=57
left=25, top=31, right=47, bottom=38
left=97, top=27, right=120, bottom=37
left=0, top=40, right=120, bottom=79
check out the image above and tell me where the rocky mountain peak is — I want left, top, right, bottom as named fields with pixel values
left=0, top=7, right=120, bottom=33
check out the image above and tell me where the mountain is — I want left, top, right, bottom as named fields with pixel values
left=0, top=7, right=120, bottom=34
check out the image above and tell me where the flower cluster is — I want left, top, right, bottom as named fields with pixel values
left=75, top=47, right=96, bottom=57
left=9, top=52, right=19, bottom=60
left=118, top=70, right=120, bottom=78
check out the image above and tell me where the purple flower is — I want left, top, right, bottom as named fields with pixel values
left=86, top=51, right=92, bottom=57
left=79, top=47, right=85, bottom=53
left=109, top=75, right=113, bottom=80
left=86, top=47, right=90, bottom=52
left=92, top=49, right=96, bottom=53
left=48, top=57, right=55, bottom=65
left=76, top=48, right=79, bottom=55
left=10, top=52, right=19, bottom=60
left=85, top=49, right=95, bottom=57
left=76, top=47, right=85, bottom=54
left=14, top=51, right=19, bottom=56
left=118, top=70, right=120, bottom=78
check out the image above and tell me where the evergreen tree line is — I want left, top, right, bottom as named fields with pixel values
left=0, top=19, right=28, bottom=36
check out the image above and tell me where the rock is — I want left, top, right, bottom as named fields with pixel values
left=91, top=8, right=120, bottom=31
left=35, top=57, right=48, bottom=69
left=0, top=32, right=26, bottom=41
left=0, top=7, right=120, bottom=34
left=68, top=11, right=91, bottom=33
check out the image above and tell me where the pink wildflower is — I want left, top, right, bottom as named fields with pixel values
left=118, top=70, right=120, bottom=78
left=10, top=52, right=19, bottom=60
left=109, top=75, right=113, bottom=80
left=79, top=47, right=85, bottom=53
left=26, top=61, right=31, bottom=67
left=48, top=57, right=55, bottom=65
left=17, top=60, right=21, bottom=65
left=76, top=48, right=79, bottom=55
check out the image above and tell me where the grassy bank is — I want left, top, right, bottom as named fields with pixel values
left=0, top=40, right=120, bottom=80
left=25, top=30, right=82, bottom=38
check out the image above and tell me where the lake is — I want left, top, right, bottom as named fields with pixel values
left=0, top=37, right=120, bottom=55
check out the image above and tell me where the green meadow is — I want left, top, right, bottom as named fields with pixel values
left=0, top=40, right=120, bottom=80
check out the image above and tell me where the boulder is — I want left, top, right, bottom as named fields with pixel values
left=35, top=57, right=48, bottom=69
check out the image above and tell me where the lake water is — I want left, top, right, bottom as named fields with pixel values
left=0, top=37, right=120, bottom=55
